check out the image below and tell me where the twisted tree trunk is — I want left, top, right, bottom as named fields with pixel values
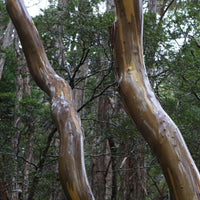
left=6, top=0, right=94, bottom=199
left=112, top=0, right=200, bottom=199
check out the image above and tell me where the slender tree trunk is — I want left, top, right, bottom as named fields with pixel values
left=112, top=1, right=200, bottom=199
left=91, top=96, right=109, bottom=200
left=0, top=21, right=13, bottom=79
left=73, top=62, right=88, bottom=114
left=48, top=138, right=64, bottom=200
left=11, top=32, right=25, bottom=200
left=107, top=137, right=117, bottom=200
left=21, top=63, right=31, bottom=95
left=22, top=121, right=34, bottom=200
left=54, top=0, right=67, bottom=72
left=118, top=141, right=146, bottom=200
left=0, top=182, right=8, bottom=200
left=148, top=0, right=157, bottom=14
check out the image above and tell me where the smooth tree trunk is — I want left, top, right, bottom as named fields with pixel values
left=90, top=96, right=110, bottom=200
left=48, top=138, right=64, bottom=200
left=119, top=141, right=146, bottom=200
left=148, top=0, right=157, bottom=14
left=22, top=121, right=34, bottom=200
left=112, top=0, right=200, bottom=199
left=11, top=32, right=25, bottom=200
left=6, top=0, right=94, bottom=199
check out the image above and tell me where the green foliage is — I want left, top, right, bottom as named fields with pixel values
left=0, top=47, right=16, bottom=138
left=0, top=48, right=17, bottom=93
left=34, top=0, right=114, bottom=87
left=0, top=0, right=9, bottom=35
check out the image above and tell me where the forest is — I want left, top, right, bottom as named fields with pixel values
left=0, top=0, right=200, bottom=199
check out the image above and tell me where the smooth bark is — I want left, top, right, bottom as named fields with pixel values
left=6, top=0, right=94, bottom=199
left=112, top=0, right=200, bottom=199
left=22, top=122, right=34, bottom=200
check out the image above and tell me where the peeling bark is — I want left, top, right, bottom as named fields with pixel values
left=112, top=0, right=200, bottom=199
left=6, top=0, right=94, bottom=199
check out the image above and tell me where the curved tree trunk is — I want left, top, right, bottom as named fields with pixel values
left=6, top=0, right=94, bottom=199
left=112, top=0, right=200, bottom=199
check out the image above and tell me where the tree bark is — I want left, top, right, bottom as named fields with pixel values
left=112, top=0, right=200, bottom=199
left=11, top=32, right=25, bottom=200
left=118, top=141, right=146, bottom=200
left=22, top=121, right=34, bottom=200
left=0, top=21, right=13, bottom=79
left=106, top=0, right=115, bottom=13
left=0, top=182, right=8, bottom=200
left=6, top=0, right=94, bottom=199
left=148, top=0, right=157, bottom=14
left=90, top=96, right=110, bottom=200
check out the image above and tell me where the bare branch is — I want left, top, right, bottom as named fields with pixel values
left=160, top=0, right=175, bottom=21
left=70, top=47, right=90, bottom=88
left=77, top=82, right=116, bottom=112
left=28, top=127, right=57, bottom=200
left=189, top=35, right=200, bottom=48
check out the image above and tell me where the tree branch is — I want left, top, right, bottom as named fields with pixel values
left=189, top=35, right=200, bottom=48
left=77, top=82, right=116, bottom=112
left=160, top=0, right=175, bottom=21
left=28, top=127, right=57, bottom=200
